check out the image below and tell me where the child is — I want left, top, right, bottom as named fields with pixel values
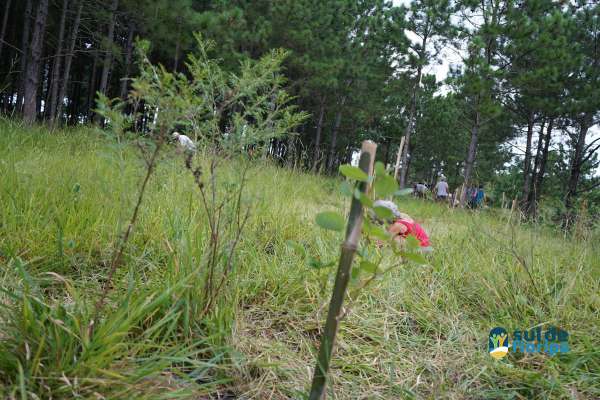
left=372, top=200, right=432, bottom=252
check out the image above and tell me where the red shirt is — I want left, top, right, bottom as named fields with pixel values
left=395, top=219, right=431, bottom=247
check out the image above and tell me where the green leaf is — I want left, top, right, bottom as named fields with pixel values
left=373, top=206, right=394, bottom=220
left=339, top=165, right=368, bottom=181
left=354, top=188, right=373, bottom=207
left=315, top=211, right=345, bottom=231
left=375, top=161, right=386, bottom=176
left=405, top=235, right=421, bottom=250
left=394, top=188, right=414, bottom=197
left=371, top=225, right=391, bottom=241
left=401, top=251, right=428, bottom=265
left=340, top=181, right=354, bottom=197
left=360, top=261, right=378, bottom=274
left=374, top=174, right=398, bottom=198
left=286, top=240, right=306, bottom=258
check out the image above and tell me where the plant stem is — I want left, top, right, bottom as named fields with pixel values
left=89, top=138, right=163, bottom=337
left=308, top=140, right=376, bottom=400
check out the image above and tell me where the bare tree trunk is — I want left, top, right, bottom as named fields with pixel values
left=95, top=0, right=119, bottom=123
left=23, top=0, right=49, bottom=124
left=48, top=0, right=69, bottom=124
left=531, top=119, right=547, bottom=179
left=520, top=111, right=535, bottom=206
left=55, top=0, right=82, bottom=125
left=327, top=96, right=346, bottom=173
left=87, top=50, right=99, bottom=121
left=399, top=64, right=422, bottom=188
left=461, top=107, right=480, bottom=206
left=528, top=118, right=554, bottom=218
left=120, top=20, right=135, bottom=100
left=16, top=0, right=33, bottom=113
left=565, top=113, right=593, bottom=211
left=0, top=0, right=12, bottom=61
left=173, top=18, right=181, bottom=72
left=311, top=96, right=326, bottom=172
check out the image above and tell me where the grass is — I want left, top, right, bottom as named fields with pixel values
left=0, top=118, right=599, bottom=399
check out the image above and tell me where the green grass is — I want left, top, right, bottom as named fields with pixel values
left=1, top=119, right=599, bottom=399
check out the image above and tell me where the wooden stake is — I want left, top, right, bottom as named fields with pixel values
left=393, top=136, right=405, bottom=181
left=308, top=140, right=376, bottom=400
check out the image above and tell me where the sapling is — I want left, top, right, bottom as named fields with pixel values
left=297, top=143, right=426, bottom=399
left=93, top=35, right=307, bottom=333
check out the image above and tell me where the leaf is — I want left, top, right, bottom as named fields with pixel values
left=339, top=165, right=368, bottom=182
left=340, top=181, right=354, bottom=197
left=405, top=235, right=421, bottom=250
left=373, top=206, right=394, bottom=220
left=375, top=161, right=386, bottom=177
left=315, top=211, right=345, bottom=231
left=374, top=174, right=398, bottom=198
left=354, top=188, right=373, bottom=207
left=286, top=240, right=306, bottom=258
left=401, top=251, right=428, bottom=265
left=351, top=266, right=361, bottom=280
left=370, top=225, right=391, bottom=241
left=394, top=188, right=414, bottom=197
left=360, top=261, right=378, bottom=274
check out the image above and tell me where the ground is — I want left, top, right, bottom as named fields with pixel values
left=0, top=120, right=599, bottom=399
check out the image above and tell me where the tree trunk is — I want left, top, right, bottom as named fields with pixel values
left=0, top=0, right=12, bottom=61
left=399, top=63, right=423, bottom=188
left=520, top=111, right=535, bottom=207
left=528, top=118, right=553, bottom=218
left=173, top=19, right=181, bottom=72
left=565, top=113, right=593, bottom=211
left=327, top=96, right=346, bottom=173
left=69, top=64, right=81, bottom=124
left=120, top=20, right=135, bottom=100
left=95, top=0, right=119, bottom=122
left=87, top=50, right=99, bottom=121
left=23, top=0, right=49, bottom=124
left=531, top=119, right=547, bottom=179
left=16, top=0, right=33, bottom=113
left=55, top=0, right=82, bottom=125
left=48, top=0, right=69, bottom=124
left=311, top=96, right=326, bottom=172
left=461, top=107, right=480, bottom=206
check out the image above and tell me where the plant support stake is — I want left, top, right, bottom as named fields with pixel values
left=308, top=140, right=377, bottom=399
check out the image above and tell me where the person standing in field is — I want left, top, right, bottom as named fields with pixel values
left=414, top=182, right=429, bottom=199
left=435, top=176, right=449, bottom=202
left=475, top=185, right=485, bottom=208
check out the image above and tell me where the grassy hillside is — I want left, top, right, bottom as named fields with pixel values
left=1, top=120, right=599, bottom=399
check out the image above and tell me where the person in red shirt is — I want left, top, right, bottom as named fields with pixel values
left=372, top=200, right=432, bottom=252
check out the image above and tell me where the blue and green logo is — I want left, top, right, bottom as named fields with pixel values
left=489, top=327, right=509, bottom=359
left=489, top=326, right=569, bottom=359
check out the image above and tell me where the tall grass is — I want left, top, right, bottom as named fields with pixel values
left=1, top=119, right=599, bottom=399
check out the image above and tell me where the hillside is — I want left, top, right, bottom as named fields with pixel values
left=1, top=121, right=599, bottom=399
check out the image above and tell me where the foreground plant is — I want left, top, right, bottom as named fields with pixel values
left=94, top=35, right=306, bottom=327
left=295, top=142, right=425, bottom=399
left=0, top=35, right=306, bottom=397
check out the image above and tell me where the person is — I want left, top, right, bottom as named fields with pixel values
left=372, top=200, right=432, bottom=252
left=414, top=182, right=428, bottom=199
left=474, top=185, right=485, bottom=208
left=467, top=186, right=476, bottom=208
left=172, top=131, right=196, bottom=153
left=434, top=176, right=449, bottom=201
